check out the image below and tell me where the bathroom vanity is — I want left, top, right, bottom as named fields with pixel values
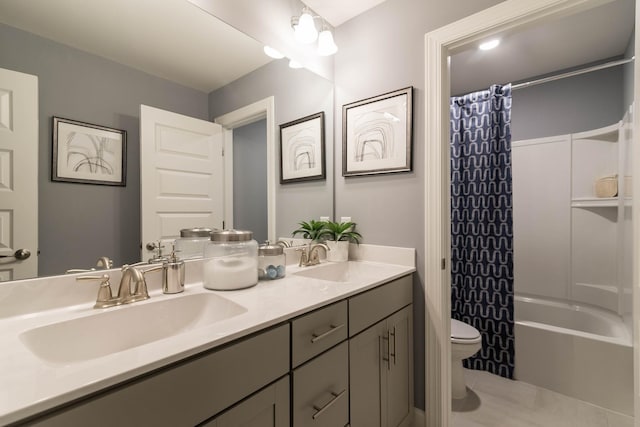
left=0, top=247, right=415, bottom=427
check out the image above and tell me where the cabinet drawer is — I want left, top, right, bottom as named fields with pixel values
left=28, top=324, right=290, bottom=427
left=291, top=300, right=347, bottom=367
left=349, top=274, right=412, bottom=336
left=293, top=341, right=349, bottom=427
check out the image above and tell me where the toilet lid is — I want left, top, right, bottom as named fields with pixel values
left=451, top=319, right=480, bottom=340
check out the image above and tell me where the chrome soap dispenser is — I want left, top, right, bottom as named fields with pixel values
left=163, top=245, right=185, bottom=294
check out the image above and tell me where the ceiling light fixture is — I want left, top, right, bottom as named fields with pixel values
left=317, top=23, right=338, bottom=56
left=479, top=39, right=500, bottom=51
left=293, top=8, right=318, bottom=44
left=263, top=45, right=284, bottom=59
left=291, top=7, right=338, bottom=56
left=288, top=59, right=303, bottom=69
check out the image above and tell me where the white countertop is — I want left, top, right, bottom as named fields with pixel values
left=0, top=249, right=415, bottom=425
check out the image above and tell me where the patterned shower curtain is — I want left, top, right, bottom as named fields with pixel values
left=450, top=84, right=514, bottom=379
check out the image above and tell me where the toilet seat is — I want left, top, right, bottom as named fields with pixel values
left=451, top=319, right=481, bottom=345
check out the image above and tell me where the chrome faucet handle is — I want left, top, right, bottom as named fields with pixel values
left=76, top=274, right=120, bottom=309
left=296, top=247, right=309, bottom=267
left=95, top=256, right=113, bottom=269
left=308, top=243, right=330, bottom=266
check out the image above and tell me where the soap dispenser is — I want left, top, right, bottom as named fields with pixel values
left=163, top=245, right=185, bottom=294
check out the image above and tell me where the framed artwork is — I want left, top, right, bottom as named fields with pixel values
left=342, top=86, right=413, bottom=176
left=279, top=112, right=325, bottom=183
left=52, top=117, right=127, bottom=186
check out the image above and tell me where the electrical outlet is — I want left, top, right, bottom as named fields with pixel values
left=340, top=216, right=352, bottom=223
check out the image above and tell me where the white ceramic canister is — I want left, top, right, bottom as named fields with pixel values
left=203, top=230, right=258, bottom=290
left=174, top=227, right=214, bottom=260
left=258, top=241, right=286, bottom=280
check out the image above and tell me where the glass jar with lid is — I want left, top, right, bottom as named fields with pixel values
left=203, top=230, right=258, bottom=290
left=258, top=241, right=286, bottom=280
left=174, top=227, right=214, bottom=260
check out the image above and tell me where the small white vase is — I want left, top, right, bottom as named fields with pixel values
left=325, top=240, right=349, bottom=262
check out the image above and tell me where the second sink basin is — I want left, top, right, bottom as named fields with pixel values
left=293, top=261, right=390, bottom=283
left=19, top=293, right=246, bottom=364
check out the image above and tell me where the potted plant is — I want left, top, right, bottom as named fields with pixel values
left=291, top=219, right=328, bottom=242
left=319, top=221, right=362, bottom=262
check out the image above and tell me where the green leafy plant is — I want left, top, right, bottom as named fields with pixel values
left=319, top=221, right=362, bottom=244
left=292, top=219, right=328, bottom=241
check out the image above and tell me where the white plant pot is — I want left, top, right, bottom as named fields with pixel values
left=326, top=241, right=349, bottom=262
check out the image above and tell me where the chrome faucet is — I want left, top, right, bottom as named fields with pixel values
left=66, top=256, right=115, bottom=274
left=297, top=243, right=330, bottom=267
left=117, top=265, right=150, bottom=304
left=77, top=263, right=162, bottom=309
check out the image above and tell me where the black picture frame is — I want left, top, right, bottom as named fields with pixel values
left=342, top=86, right=413, bottom=177
left=279, top=112, right=326, bottom=183
left=52, top=117, right=127, bottom=186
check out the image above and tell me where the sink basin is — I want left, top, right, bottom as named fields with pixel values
left=19, top=293, right=247, bottom=364
left=293, top=262, right=389, bottom=283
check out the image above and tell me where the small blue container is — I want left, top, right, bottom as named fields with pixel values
left=258, top=242, right=286, bottom=280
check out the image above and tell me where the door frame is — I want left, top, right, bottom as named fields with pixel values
left=214, top=96, right=276, bottom=242
left=423, top=0, right=636, bottom=425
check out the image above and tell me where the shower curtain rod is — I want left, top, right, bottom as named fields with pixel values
left=511, top=56, right=635, bottom=90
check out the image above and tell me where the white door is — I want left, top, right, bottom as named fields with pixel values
left=140, top=105, right=224, bottom=261
left=0, top=68, right=38, bottom=281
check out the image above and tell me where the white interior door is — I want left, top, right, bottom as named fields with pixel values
left=0, top=67, right=38, bottom=281
left=140, top=105, right=224, bottom=261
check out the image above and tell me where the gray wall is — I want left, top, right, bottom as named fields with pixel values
left=209, top=59, right=334, bottom=239
left=233, top=120, right=268, bottom=243
left=511, top=66, right=625, bottom=141
left=0, top=23, right=209, bottom=276
left=333, top=0, right=506, bottom=411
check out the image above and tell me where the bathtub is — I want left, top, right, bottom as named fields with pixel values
left=514, top=295, right=633, bottom=415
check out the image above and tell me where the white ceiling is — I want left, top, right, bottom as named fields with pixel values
left=0, top=0, right=272, bottom=93
left=0, top=0, right=633, bottom=95
left=451, top=0, right=635, bottom=95
left=305, top=0, right=389, bottom=26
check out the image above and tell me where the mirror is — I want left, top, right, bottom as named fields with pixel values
left=0, top=0, right=334, bottom=280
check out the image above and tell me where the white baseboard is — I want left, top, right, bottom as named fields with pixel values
left=413, top=407, right=426, bottom=427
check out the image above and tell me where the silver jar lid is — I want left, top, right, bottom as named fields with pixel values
left=258, top=241, right=284, bottom=256
left=210, top=229, right=253, bottom=242
left=180, top=227, right=214, bottom=238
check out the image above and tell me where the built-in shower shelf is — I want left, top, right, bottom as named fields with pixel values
left=571, top=197, right=618, bottom=208
left=571, top=197, right=632, bottom=208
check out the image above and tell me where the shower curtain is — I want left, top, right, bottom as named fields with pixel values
left=450, top=84, right=514, bottom=379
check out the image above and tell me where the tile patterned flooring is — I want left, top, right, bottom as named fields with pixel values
left=451, top=369, right=634, bottom=427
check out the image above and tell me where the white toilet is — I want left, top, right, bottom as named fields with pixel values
left=451, top=318, right=482, bottom=399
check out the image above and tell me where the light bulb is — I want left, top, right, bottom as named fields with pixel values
left=317, top=29, right=338, bottom=56
left=479, top=39, right=500, bottom=51
left=294, top=11, right=318, bottom=44
left=289, top=59, right=303, bottom=69
left=263, top=46, right=284, bottom=59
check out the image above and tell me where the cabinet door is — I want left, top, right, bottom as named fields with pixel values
left=349, top=319, right=387, bottom=427
left=386, top=306, right=413, bottom=427
left=208, top=376, right=290, bottom=427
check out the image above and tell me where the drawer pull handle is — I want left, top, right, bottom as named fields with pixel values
left=390, top=327, right=397, bottom=366
left=312, top=389, right=347, bottom=420
left=311, top=323, right=344, bottom=343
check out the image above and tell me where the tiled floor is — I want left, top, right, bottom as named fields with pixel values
left=452, top=368, right=634, bottom=427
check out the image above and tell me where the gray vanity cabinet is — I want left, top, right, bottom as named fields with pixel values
left=23, top=324, right=290, bottom=427
left=349, top=275, right=414, bottom=427
left=291, top=301, right=349, bottom=427
left=204, top=376, right=290, bottom=427
left=17, top=273, right=413, bottom=427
